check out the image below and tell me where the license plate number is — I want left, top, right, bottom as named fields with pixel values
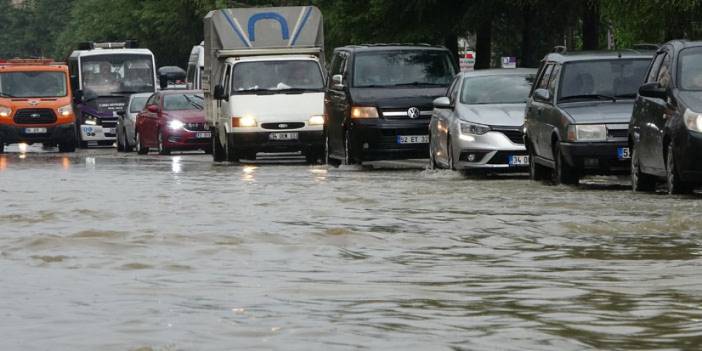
left=104, top=128, right=116, bottom=134
left=196, top=132, right=211, bottom=139
left=397, top=135, right=429, bottom=144
left=618, top=147, right=631, bottom=160
left=25, top=128, right=47, bottom=134
left=509, top=155, right=529, bottom=166
left=269, top=132, right=298, bottom=141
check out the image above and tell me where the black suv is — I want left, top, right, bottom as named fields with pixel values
left=629, top=40, right=702, bottom=194
left=324, top=44, right=457, bottom=167
left=524, top=51, right=652, bottom=185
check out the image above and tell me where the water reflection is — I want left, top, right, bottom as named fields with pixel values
left=242, top=165, right=257, bottom=182
left=171, top=156, right=182, bottom=174
left=310, top=167, right=327, bottom=182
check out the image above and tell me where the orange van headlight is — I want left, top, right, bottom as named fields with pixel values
left=0, top=106, right=11, bottom=118
left=58, top=105, right=73, bottom=117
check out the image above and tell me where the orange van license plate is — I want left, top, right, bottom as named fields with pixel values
left=25, top=128, right=47, bottom=134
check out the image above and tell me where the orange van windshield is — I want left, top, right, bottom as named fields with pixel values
left=0, top=71, right=67, bottom=98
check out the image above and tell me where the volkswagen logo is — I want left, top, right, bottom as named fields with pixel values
left=407, top=107, right=421, bottom=119
left=30, top=113, right=41, bottom=118
left=278, top=123, right=289, bottom=129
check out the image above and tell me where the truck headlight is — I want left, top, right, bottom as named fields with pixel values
left=58, top=105, right=73, bottom=117
left=684, top=109, right=702, bottom=133
left=169, top=120, right=185, bottom=130
left=460, top=121, right=490, bottom=135
left=567, top=124, right=607, bottom=142
left=232, top=115, right=257, bottom=128
left=351, top=106, right=378, bottom=119
left=308, top=115, right=325, bottom=125
left=0, top=105, right=11, bottom=118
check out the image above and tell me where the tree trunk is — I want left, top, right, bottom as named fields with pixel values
left=444, top=33, right=459, bottom=68
left=475, top=19, right=492, bottom=69
left=582, top=0, right=600, bottom=50
left=520, top=3, right=533, bottom=67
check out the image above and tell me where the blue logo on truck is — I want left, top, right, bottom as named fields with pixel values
left=248, top=12, right=289, bottom=42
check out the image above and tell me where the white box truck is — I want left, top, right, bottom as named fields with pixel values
left=203, top=6, right=326, bottom=163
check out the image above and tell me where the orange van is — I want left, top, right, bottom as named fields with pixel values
left=0, top=59, right=76, bottom=153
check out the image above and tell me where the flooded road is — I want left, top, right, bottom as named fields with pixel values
left=1, top=146, right=702, bottom=351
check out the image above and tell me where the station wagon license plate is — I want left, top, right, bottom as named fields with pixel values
left=397, top=135, right=429, bottom=144
left=509, top=155, right=529, bottom=166
left=269, top=132, right=298, bottom=141
left=196, top=132, right=211, bottom=139
left=617, top=147, right=631, bottom=160
left=25, top=128, right=47, bottom=134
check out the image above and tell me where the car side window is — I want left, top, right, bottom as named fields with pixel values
left=548, top=64, right=561, bottom=96
left=537, top=64, right=554, bottom=90
left=223, top=64, right=232, bottom=96
left=328, top=52, right=348, bottom=88
left=447, top=75, right=461, bottom=102
left=656, top=54, right=673, bottom=89
left=646, top=53, right=666, bottom=83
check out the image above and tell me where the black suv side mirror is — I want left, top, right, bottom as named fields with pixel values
left=639, top=82, right=667, bottom=100
left=533, top=88, right=551, bottom=102
left=214, top=84, right=227, bottom=100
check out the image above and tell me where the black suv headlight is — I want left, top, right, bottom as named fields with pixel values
left=684, top=109, right=702, bottom=133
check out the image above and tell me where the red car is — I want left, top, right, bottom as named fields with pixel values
left=134, top=90, right=211, bottom=155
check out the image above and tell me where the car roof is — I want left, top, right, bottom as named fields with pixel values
left=334, top=44, right=450, bottom=53
left=665, top=40, right=702, bottom=51
left=459, top=68, right=537, bottom=77
left=543, top=50, right=653, bottom=63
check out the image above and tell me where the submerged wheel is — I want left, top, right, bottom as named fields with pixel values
left=447, top=135, right=456, bottom=171
left=325, top=133, right=341, bottom=168
left=343, top=129, right=357, bottom=165
left=225, top=135, right=239, bottom=163
left=631, top=142, right=656, bottom=192
left=528, top=141, right=547, bottom=181
left=135, top=131, right=148, bottom=155
left=666, top=141, right=693, bottom=195
left=212, top=127, right=225, bottom=162
left=552, top=142, right=579, bottom=186
left=157, top=130, right=171, bottom=155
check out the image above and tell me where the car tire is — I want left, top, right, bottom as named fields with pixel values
left=528, top=141, right=547, bottom=181
left=211, top=127, right=225, bottom=162
left=666, top=141, right=693, bottom=195
left=552, top=142, right=579, bottom=186
left=343, top=129, right=357, bottom=166
left=58, top=139, right=76, bottom=153
left=631, top=142, right=656, bottom=192
left=157, top=130, right=171, bottom=155
left=428, top=135, right=439, bottom=170
left=116, top=130, right=125, bottom=152
left=325, top=133, right=341, bottom=168
left=447, top=135, right=456, bottom=171
left=135, top=131, right=148, bottom=155
left=225, top=136, right=239, bottom=163
left=124, top=129, right=134, bottom=152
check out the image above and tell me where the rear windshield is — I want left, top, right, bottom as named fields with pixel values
left=558, top=59, right=650, bottom=102
left=129, top=96, right=149, bottom=113
left=460, top=74, right=535, bottom=104
left=0, top=71, right=67, bottom=98
left=678, top=47, right=702, bottom=91
left=353, top=50, right=456, bottom=88
left=163, top=93, right=203, bottom=111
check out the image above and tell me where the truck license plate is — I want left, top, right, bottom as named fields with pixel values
left=269, top=132, right=298, bottom=141
left=25, top=128, right=47, bottom=134
left=397, top=135, right=429, bottom=144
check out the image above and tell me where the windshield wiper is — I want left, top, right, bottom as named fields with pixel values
left=235, top=88, right=276, bottom=95
left=183, top=94, right=203, bottom=109
left=393, top=82, right=446, bottom=87
left=560, top=94, right=617, bottom=102
left=0, top=92, right=16, bottom=98
left=277, top=88, right=321, bottom=94
left=614, top=93, right=637, bottom=99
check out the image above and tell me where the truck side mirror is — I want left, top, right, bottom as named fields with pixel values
left=214, top=84, right=227, bottom=100
left=533, top=88, right=551, bottom=102
left=73, top=89, right=84, bottom=103
left=639, top=82, right=667, bottom=100
left=332, top=74, right=345, bottom=90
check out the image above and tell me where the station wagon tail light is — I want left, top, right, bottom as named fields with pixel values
left=232, top=115, right=257, bottom=128
left=308, top=115, right=325, bottom=125
left=58, top=105, right=73, bottom=117
left=567, top=124, right=607, bottom=142
left=460, top=121, right=490, bottom=135
left=351, top=106, right=378, bottom=119
left=684, top=109, right=702, bottom=133
left=0, top=105, right=11, bottom=118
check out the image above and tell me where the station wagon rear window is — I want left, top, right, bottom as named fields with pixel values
left=353, top=50, right=456, bottom=88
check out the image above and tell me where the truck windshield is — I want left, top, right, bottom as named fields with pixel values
left=558, top=59, right=650, bottom=102
left=231, top=60, right=323, bottom=93
left=81, top=54, right=155, bottom=99
left=0, top=71, right=67, bottom=98
left=461, top=74, right=535, bottom=105
left=353, top=50, right=456, bottom=88
left=678, top=47, right=702, bottom=91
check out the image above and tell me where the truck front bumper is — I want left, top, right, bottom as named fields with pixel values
left=228, top=130, right=323, bottom=153
left=0, top=123, right=75, bottom=145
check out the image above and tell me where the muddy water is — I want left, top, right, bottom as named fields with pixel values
left=1, top=146, right=701, bottom=351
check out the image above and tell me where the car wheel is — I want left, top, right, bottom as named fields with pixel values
left=631, top=142, right=656, bottom=192
left=343, top=129, right=357, bottom=165
left=447, top=135, right=456, bottom=171
left=58, top=139, right=76, bottom=153
left=528, top=141, right=546, bottom=181
left=428, top=135, right=439, bottom=170
left=552, top=142, right=579, bottom=186
left=116, top=130, right=125, bottom=152
left=225, top=136, right=239, bottom=163
left=666, top=141, right=693, bottom=195
left=325, top=132, right=341, bottom=168
left=135, top=131, right=148, bottom=155
left=124, top=129, right=133, bottom=152
left=158, top=130, right=171, bottom=155
left=212, top=127, right=225, bottom=162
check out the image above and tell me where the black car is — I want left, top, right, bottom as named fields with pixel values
left=524, top=50, right=652, bottom=185
left=629, top=40, right=702, bottom=194
left=324, top=44, right=458, bottom=167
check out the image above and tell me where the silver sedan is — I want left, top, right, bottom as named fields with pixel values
left=117, top=92, right=152, bottom=152
left=429, top=69, right=536, bottom=173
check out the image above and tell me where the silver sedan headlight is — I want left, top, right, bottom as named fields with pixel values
left=566, top=124, right=607, bottom=142
left=460, top=121, right=491, bottom=135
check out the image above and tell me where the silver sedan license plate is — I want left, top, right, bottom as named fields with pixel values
left=269, top=132, right=298, bottom=141
left=397, top=135, right=429, bottom=144
left=509, top=155, right=529, bottom=166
